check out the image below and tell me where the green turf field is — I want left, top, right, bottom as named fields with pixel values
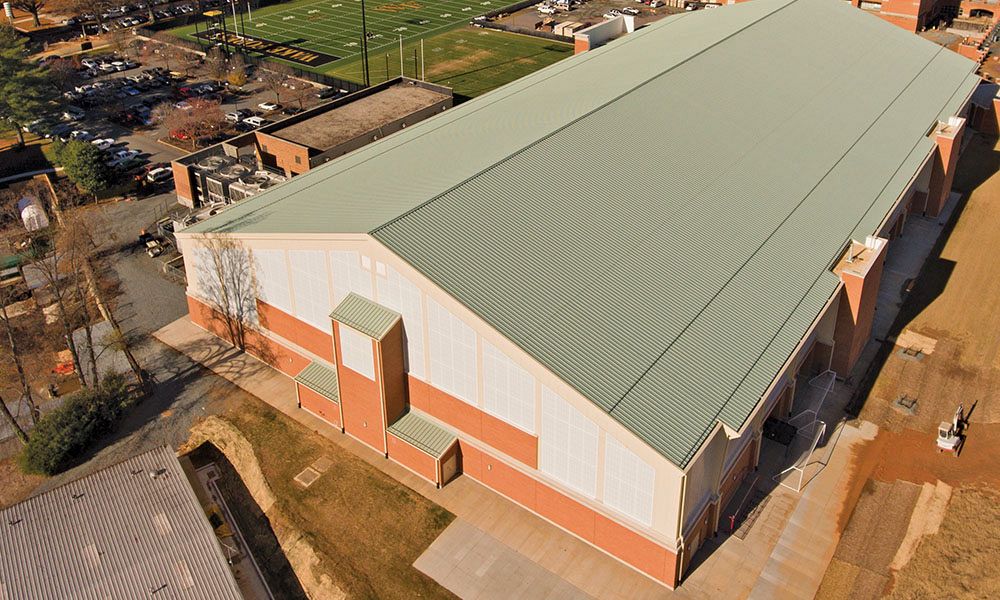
left=178, top=0, right=510, bottom=65
left=170, top=0, right=573, bottom=98
left=328, top=28, right=573, bottom=97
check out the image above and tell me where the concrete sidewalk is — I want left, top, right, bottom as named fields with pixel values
left=154, top=316, right=877, bottom=600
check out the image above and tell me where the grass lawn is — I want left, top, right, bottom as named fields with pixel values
left=172, top=0, right=511, bottom=63
left=218, top=399, right=455, bottom=599
left=168, top=0, right=574, bottom=99
left=327, top=27, right=573, bottom=98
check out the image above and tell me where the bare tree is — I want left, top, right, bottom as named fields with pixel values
left=192, top=235, right=259, bottom=351
left=47, top=57, right=82, bottom=93
left=0, top=392, right=27, bottom=445
left=153, top=98, right=224, bottom=147
left=205, top=47, right=228, bottom=83
left=226, top=54, right=248, bottom=89
left=46, top=183, right=147, bottom=389
left=30, top=236, right=89, bottom=389
left=13, top=0, right=46, bottom=28
left=0, top=220, right=40, bottom=426
left=258, top=63, right=293, bottom=103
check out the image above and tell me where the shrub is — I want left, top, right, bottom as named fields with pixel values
left=20, top=373, right=135, bottom=475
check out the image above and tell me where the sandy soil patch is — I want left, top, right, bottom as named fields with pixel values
left=426, top=48, right=495, bottom=78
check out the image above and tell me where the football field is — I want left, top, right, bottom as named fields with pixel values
left=183, top=0, right=508, bottom=62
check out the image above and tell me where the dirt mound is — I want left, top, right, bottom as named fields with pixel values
left=183, top=417, right=345, bottom=600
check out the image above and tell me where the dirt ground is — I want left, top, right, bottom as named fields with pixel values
left=817, top=135, right=1000, bottom=599
left=197, top=399, right=456, bottom=600
left=0, top=457, right=44, bottom=509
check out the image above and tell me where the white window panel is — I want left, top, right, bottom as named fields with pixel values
left=482, top=340, right=535, bottom=433
left=330, top=250, right=373, bottom=305
left=339, top=325, right=374, bottom=380
left=190, top=245, right=258, bottom=324
left=289, top=250, right=331, bottom=332
left=376, top=265, right=426, bottom=379
left=254, top=249, right=292, bottom=314
left=426, top=297, right=476, bottom=404
left=603, top=435, right=655, bottom=526
left=540, top=386, right=598, bottom=498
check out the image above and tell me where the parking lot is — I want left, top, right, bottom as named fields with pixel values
left=494, top=0, right=684, bottom=35
left=31, top=39, right=330, bottom=194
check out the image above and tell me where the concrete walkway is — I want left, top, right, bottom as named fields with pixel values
left=154, top=316, right=878, bottom=600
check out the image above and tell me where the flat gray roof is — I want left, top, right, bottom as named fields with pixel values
left=188, top=0, right=978, bottom=467
left=0, top=446, right=244, bottom=599
left=269, top=83, right=450, bottom=151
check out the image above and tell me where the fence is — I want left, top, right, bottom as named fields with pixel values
left=478, top=20, right=576, bottom=43
left=135, top=26, right=366, bottom=93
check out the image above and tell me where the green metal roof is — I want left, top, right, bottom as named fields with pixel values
left=294, top=361, right=340, bottom=403
left=330, top=293, right=400, bottom=340
left=388, top=411, right=457, bottom=458
left=187, top=0, right=979, bottom=468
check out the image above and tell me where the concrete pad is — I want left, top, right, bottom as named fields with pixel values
left=416, top=518, right=594, bottom=600
left=311, top=456, right=334, bottom=473
left=293, top=466, right=321, bottom=488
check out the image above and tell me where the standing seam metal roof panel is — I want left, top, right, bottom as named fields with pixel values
left=295, top=360, right=342, bottom=402
left=185, top=0, right=979, bottom=468
left=0, top=446, right=243, bottom=600
left=329, top=292, right=402, bottom=340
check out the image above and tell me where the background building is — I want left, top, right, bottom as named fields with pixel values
left=176, top=0, right=980, bottom=588
left=172, top=77, right=453, bottom=207
left=0, top=446, right=245, bottom=599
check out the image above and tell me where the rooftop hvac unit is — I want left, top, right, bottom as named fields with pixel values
left=219, top=164, right=250, bottom=179
left=197, top=155, right=227, bottom=171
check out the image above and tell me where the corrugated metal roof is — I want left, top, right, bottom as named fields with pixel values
left=294, top=360, right=341, bottom=402
left=0, top=446, right=243, bottom=600
left=329, top=293, right=400, bottom=340
left=185, top=0, right=979, bottom=468
left=388, top=411, right=457, bottom=458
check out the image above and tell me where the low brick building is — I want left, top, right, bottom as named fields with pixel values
left=177, top=0, right=980, bottom=588
left=171, top=77, right=452, bottom=207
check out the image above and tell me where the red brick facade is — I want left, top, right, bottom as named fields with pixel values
left=297, top=383, right=342, bottom=428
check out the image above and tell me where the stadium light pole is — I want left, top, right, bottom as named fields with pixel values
left=360, top=0, right=371, bottom=87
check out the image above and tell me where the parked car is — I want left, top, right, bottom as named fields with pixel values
left=108, top=148, right=139, bottom=163
left=317, top=87, right=346, bottom=100
left=257, top=101, right=280, bottom=111
left=622, top=6, right=640, bottom=14
left=538, top=5, right=558, bottom=13
left=69, top=130, right=95, bottom=142
left=242, top=116, right=270, bottom=128
left=225, top=108, right=254, bottom=123
left=91, top=138, right=117, bottom=150
left=146, top=166, right=172, bottom=183
left=62, top=106, right=86, bottom=121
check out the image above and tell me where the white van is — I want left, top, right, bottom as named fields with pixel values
left=243, top=116, right=270, bottom=128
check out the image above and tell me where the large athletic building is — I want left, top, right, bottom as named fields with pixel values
left=177, top=0, right=980, bottom=588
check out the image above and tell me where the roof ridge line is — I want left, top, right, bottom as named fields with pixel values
left=614, top=45, right=950, bottom=465
left=198, top=13, right=680, bottom=235
left=369, top=0, right=801, bottom=236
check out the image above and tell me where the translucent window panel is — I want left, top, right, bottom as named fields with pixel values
left=426, top=297, right=477, bottom=404
left=603, top=435, right=655, bottom=526
left=190, top=245, right=257, bottom=325
left=482, top=340, right=535, bottom=433
left=375, top=265, right=426, bottom=379
left=540, top=386, right=598, bottom=498
left=253, top=249, right=292, bottom=314
left=289, top=250, right=331, bottom=332
left=330, top=250, right=373, bottom=306
left=339, top=325, right=375, bottom=380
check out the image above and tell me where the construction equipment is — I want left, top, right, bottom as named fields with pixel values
left=936, top=404, right=964, bottom=454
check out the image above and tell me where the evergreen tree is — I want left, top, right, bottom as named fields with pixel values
left=59, top=141, right=113, bottom=197
left=0, top=25, right=56, bottom=146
